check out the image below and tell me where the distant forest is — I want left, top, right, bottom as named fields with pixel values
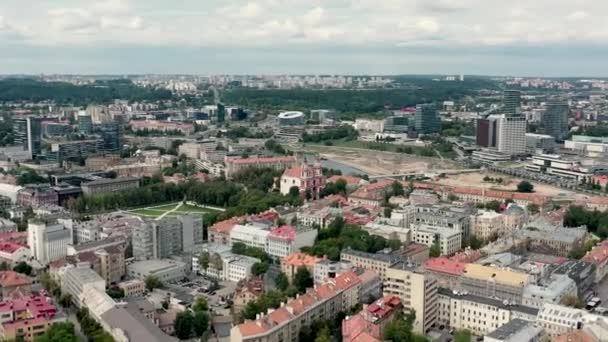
left=223, top=78, right=499, bottom=114
left=0, top=78, right=173, bottom=105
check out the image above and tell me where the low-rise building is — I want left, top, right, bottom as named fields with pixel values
left=536, top=303, right=585, bottom=337
left=62, top=264, right=107, bottom=308
left=411, top=224, right=462, bottom=256
left=279, top=162, right=325, bottom=199
left=460, top=264, right=533, bottom=303
left=81, top=177, right=140, bottom=196
left=470, top=210, right=507, bottom=241
left=0, top=243, right=30, bottom=266
left=281, top=252, right=321, bottom=283
left=0, top=295, right=64, bottom=342
left=348, top=179, right=394, bottom=208
left=516, top=218, right=587, bottom=257
left=342, top=295, right=403, bottom=342
left=0, top=271, right=32, bottom=299
left=225, top=156, right=296, bottom=179
left=313, top=259, right=353, bottom=285
left=127, top=259, right=188, bottom=284
left=233, top=277, right=264, bottom=313
left=423, top=257, right=467, bottom=289
left=230, top=223, right=270, bottom=250
left=266, top=225, right=317, bottom=258
left=582, top=240, right=608, bottom=283
left=17, top=186, right=58, bottom=208
left=484, top=318, right=543, bottom=342
left=118, top=279, right=146, bottom=298
left=522, top=274, right=577, bottom=309
left=340, top=248, right=402, bottom=281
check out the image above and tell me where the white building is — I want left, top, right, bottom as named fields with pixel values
left=536, top=303, right=585, bottom=337
left=354, top=119, right=385, bottom=133
left=27, top=219, right=72, bottom=265
left=266, top=225, right=317, bottom=258
left=484, top=319, right=543, bottom=342
left=522, top=274, right=577, bottom=309
left=193, top=244, right=260, bottom=282
left=230, top=223, right=270, bottom=250
left=0, top=243, right=30, bottom=266
left=313, top=259, right=353, bottom=285
left=494, top=114, right=527, bottom=155
left=127, top=259, right=188, bottom=284
left=62, top=263, right=107, bottom=308
left=470, top=210, right=507, bottom=241
left=411, top=224, right=461, bottom=256
left=224, top=256, right=259, bottom=282
left=525, top=154, right=594, bottom=181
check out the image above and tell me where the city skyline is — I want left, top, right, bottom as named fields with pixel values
left=1, top=0, right=607, bottom=76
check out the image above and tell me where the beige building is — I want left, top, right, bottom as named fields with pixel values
left=383, top=263, right=438, bottom=335
left=437, top=289, right=538, bottom=336
left=460, top=264, right=533, bottom=303
left=536, top=303, right=585, bottom=338
left=118, top=279, right=146, bottom=297
left=470, top=210, right=506, bottom=241
left=81, top=177, right=140, bottom=196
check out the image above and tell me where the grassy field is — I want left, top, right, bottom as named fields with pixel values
left=126, top=202, right=221, bottom=220
left=311, top=139, right=457, bottom=159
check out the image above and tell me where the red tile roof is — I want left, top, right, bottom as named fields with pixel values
left=282, top=253, right=321, bottom=268
left=0, top=242, right=25, bottom=254
left=269, top=225, right=296, bottom=241
left=327, top=175, right=363, bottom=186
left=582, top=241, right=608, bottom=265
left=282, top=166, right=302, bottom=178
left=423, top=257, right=467, bottom=276
left=0, top=271, right=32, bottom=288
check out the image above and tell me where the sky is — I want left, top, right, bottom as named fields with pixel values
left=0, top=0, right=607, bottom=76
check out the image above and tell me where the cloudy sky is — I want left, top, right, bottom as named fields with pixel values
left=0, top=0, right=606, bottom=76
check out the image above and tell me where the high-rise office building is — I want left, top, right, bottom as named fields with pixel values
left=78, top=112, right=93, bottom=135
left=132, top=215, right=203, bottom=260
left=13, top=117, right=43, bottom=159
left=217, top=103, right=226, bottom=123
left=542, top=100, right=569, bottom=141
left=476, top=117, right=498, bottom=148
left=503, top=90, right=522, bottom=117
left=496, top=114, right=527, bottom=155
left=100, top=122, right=123, bottom=153
left=414, top=104, right=440, bottom=134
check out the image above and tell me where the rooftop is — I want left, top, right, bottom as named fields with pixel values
left=326, top=175, right=363, bottom=186
left=0, top=271, right=32, bottom=288
left=485, top=319, right=542, bottom=341
left=423, top=257, right=467, bottom=276
left=462, top=264, right=532, bottom=287
left=282, top=253, right=321, bottom=268
left=128, top=259, right=187, bottom=275
left=82, top=177, right=139, bottom=186
left=0, top=242, right=26, bottom=254
left=269, top=225, right=296, bottom=241
left=438, top=288, right=538, bottom=316
left=228, top=156, right=295, bottom=165
left=582, top=240, right=608, bottom=265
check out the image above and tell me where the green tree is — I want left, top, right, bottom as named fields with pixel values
left=13, top=261, right=32, bottom=275
left=106, top=287, right=125, bottom=299
left=294, top=267, right=313, bottom=293
left=198, top=252, right=210, bottom=273
left=145, top=275, right=163, bottom=291
left=485, top=200, right=502, bottom=213
left=391, top=181, right=405, bottom=197
left=388, top=239, right=402, bottom=251
left=174, top=310, right=194, bottom=340
left=314, top=326, right=332, bottom=342
left=58, top=293, right=72, bottom=308
left=289, top=186, right=300, bottom=197
left=193, top=310, right=209, bottom=337
left=517, top=180, right=534, bottom=193
left=275, top=272, right=290, bottom=291
left=454, top=329, right=472, bottom=342
left=430, top=240, right=441, bottom=257
left=192, top=296, right=209, bottom=312
left=34, top=322, right=78, bottom=342
left=251, top=262, right=270, bottom=276
left=0, top=261, right=9, bottom=271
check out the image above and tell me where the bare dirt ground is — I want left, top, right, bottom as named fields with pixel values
left=306, top=145, right=457, bottom=176
left=435, top=171, right=581, bottom=199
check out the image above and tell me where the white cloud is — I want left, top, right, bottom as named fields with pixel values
left=567, top=10, right=588, bottom=21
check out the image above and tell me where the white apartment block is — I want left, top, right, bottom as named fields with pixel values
left=266, top=226, right=317, bottom=258
left=27, top=220, right=72, bottom=265
left=522, top=274, right=577, bottom=309
left=437, top=289, right=539, bottom=337
left=411, top=224, right=461, bottom=256
left=230, top=223, right=270, bottom=250
left=536, top=303, right=585, bottom=337
left=496, top=115, right=526, bottom=155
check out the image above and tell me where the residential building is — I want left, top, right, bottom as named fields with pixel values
left=27, top=219, right=72, bottom=265
left=225, top=156, right=296, bottom=179
left=117, top=279, right=146, bottom=297
left=484, top=318, right=543, bottom=342
left=62, top=264, right=107, bottom=308
left=94, top=245, right=126, bottom=284
left=266, top=225, right=317, bottom=258
left=281, top=252, right=321, bottom=282
left=582, top=240, right=608, bottom=283
left=357, top=269, right=383, bottom=303
left=348, top=179, right=393, bottom=208
left=230, top=272, right=362, bottom=342
left=437, top=289, right=539, bottom=337
left=133, top=215, right=202, bottom=260
left=313, top=259, right=353, bottom=285
left=411, top=224, right=462, bottom=256
left=342, top=296, right=403, bottom=342
left=0, top=271, right=32, bottom=299
left=553, top=260, right=596, bottom=297
left=459, top=264, right=533, bottom=303
left=81, top=177, right=140, bottom=196
left=0, top=295, right=63, bottom=342
left=470, top=210, right=506, bottom=241
left=383, top=262, right=438, bottom=334
left=233, top=277, right=264, bottom=313
left=0, top=243, right=30, bottom=267
left=411, top=203, right=472, bottom=240
left=363, top=220, right=411, bottom=243
left=522, top=274, right=576, bottom=309
left=127, top=259, right=187, bottom=284
left=414, top=103, right=440, bottom=134
left=193, top=245, right=260, bottom=282
left=230, top=223, right=270, bottom=250
left=340, top=248, right=402, bottom=281
left=516, top=217, right=587, bottom=257
left=542, top=100, right=569, bottom=141
left=476, top=117, right=498, bottom=148
left=279, top=162, right=325, bottom=199
left=17, top=186, right=58, bottom=208
left=536, top=303, right=585, bottom=337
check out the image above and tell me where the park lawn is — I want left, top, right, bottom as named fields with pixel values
left=174, top=204, right=218, bottom=213
left=147, top=203, right=181, bottom=211
left=129, top=208, right=167, bottom=217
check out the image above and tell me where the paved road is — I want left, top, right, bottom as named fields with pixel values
left=66, top=312, right=87, bottom=342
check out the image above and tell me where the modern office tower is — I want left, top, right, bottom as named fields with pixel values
left=217, top=103, right=225, bottom=123
left=414, top=104, right=440, bottom=134
left=476, top=117, right=498, bottom=148
left=496, top=114, right=527, bottom=155
left=132, top=215, right=203, bottom=260
left=13, top=117, right=43, bottom=159
left=78, top=111, right=93, bottom=135
left=503, top=90, right=522, bottom=117
left=542, top=100, right=569, bottom=141
left=99, top=122, right=123, bottom=153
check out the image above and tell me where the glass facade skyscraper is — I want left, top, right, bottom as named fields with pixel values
left=503, top=90, right=522, bottom=117
left=542, top=100, right=569, bottom=141
left=414, top=104, right=440, bottom=134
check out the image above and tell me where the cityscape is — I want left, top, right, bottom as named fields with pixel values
left=2, top=1, right=608, bottom=342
